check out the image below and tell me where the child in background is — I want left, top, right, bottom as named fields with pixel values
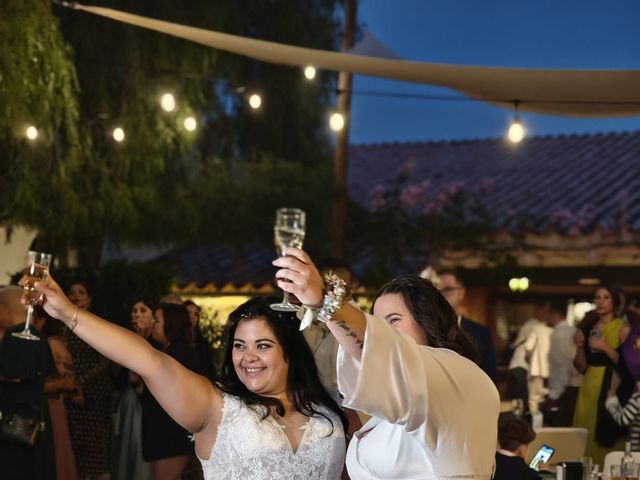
left=493, top=413, right=541, bottom=480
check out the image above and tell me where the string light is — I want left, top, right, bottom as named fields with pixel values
left=507, top=100, right=526, bottom=143
left=16, top=73, right=565, bottom=145
left=249, top=94, right=262, bottom=110
left=112, top=127, right=125, bottom=142
left=183, top=116, right=197, bottom=131
left=329, top=112, right=345, bottom=131
left=509, top=277, right=530, bottom=292
left=160, top=93, right=176, bottom=112
left=304, top=65, right=317, bottom=80
left=25, top=126, right=38, bottom=140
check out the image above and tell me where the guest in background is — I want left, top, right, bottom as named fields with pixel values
left=184, top=299, right=216, bottom=381
left=522, top=303, right=553, bottom=413
left=606, top=384, right=640, bottom=452
left=493, top=413, right=541, bottom=480
left=507, top=302, right=551, bottom=414
left=111, top=297, right=154, bottom=480
left=65, top=280, right=113, bottom=480
left=141, top=303, right=200, bottom=480
left=304, top=257, right=353, bottom=401
left=302, top=258, right=363, bottom=439
left=438, top=268, right=497, bottom=383
left=0, top=286, right=56, bottom=480
left=33, top=306, right=80, bottom=480
left=541, top=301, right=582, bottom=427
left=573, top=285, right=630, bottom=467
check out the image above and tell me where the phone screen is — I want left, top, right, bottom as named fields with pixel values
left=529, top=444, right=555, bottom=471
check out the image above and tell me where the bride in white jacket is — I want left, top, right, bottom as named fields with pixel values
left=274, top=247, right=500, bottom=480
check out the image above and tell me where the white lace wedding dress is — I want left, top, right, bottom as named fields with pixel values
left=198, top=394, right=346, bottom=479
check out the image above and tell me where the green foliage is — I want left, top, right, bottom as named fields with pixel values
left=175, top=154, right=334, bottom=256
left=2, top=0, right=342, bottom=267
left=346, top=175, right=497, bottom=287
left=198, top=309, right=228, bottom=368
left=0, top=0, right=85, bottom=256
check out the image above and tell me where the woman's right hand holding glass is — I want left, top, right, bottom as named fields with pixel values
left=272, top=246, right=324, bottom=307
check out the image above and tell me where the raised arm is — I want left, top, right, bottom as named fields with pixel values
left=32, top=277, right=222, bottom=434
left=273, top=247, right=366, bottom=361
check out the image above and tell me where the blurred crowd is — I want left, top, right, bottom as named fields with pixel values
left=1, top=263, right=639, bottom=478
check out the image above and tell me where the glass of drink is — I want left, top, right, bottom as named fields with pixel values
left=270, top=208, right=305, bottom=312
left=611, top=462, right=640, bottom=479
left=13, top=251, right=53, bottom=341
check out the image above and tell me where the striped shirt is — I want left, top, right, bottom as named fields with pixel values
left=606, top=392, right=640, bottom=450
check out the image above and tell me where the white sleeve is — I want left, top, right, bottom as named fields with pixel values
left=547, top=331, right=570, bottom=400
left=337, top=314, right=430, bottom=431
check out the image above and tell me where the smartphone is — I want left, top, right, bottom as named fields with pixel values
left=590, top=329, right=603, bottom=353
left=529, top=444, right=555, bottom=471
left=590, top=329, right=602, bottom=339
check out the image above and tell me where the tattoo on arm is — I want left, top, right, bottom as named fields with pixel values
left=332, top=319, right=364, bottom=350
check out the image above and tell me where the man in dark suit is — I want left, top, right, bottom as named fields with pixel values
left=438, top=269, right=497, bottom=383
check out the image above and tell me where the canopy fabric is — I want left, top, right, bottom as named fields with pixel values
left=68, top=3, right=640, bottom=117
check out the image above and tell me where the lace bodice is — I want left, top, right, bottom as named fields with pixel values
left=199, top=393, right=346, bottom=480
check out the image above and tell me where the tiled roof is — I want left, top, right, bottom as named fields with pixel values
left=153, top=245, right=277, bottom=290
left=349, top=130, right=640, bottom=235
left=154, top=131, right=640, bottom=290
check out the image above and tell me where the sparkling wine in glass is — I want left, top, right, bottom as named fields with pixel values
left=13, top=251, right=53, bottom=341
left=271, top=208, right=306, bottom=312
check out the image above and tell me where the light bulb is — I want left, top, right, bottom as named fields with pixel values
left=160, top=93, right=176, bottom=112
left=183, top=116, right=197, bottom=131
left=519, top=277, right=530, bottom=291
left=509, top=278, right=519, bottom=292
left=113, top=127, right=125, bottom=142
left=304, top=66, right=317, bottom=80
left=249, top=94, right=262, bottom=110
left=508, top=121, right=525, bottom=143
left=329, top=112, right=345, bottom=131
left=26, top=126, right=38, bottom=140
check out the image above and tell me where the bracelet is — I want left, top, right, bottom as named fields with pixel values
left=315, top=273, right=349, bottom=324
left=68, top=305, right=79, bottom=332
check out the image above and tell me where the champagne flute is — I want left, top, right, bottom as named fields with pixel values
left=13, top=251, right=53, bottom=341
left=271, top=208, right=306, bottom=312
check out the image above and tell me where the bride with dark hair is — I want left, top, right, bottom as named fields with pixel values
left=274, top=247, right=500, bottom=479
left=29, top=277, right=347, bottom=480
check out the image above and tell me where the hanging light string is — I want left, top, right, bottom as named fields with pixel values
left=24, top=60, right=640, bottom=142
left=507, top=100, right=526, bottom=143
left=335, top=88, right=640, bottom=106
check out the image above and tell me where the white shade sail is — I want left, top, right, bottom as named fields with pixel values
left=67, top=3, right=640, bottom=117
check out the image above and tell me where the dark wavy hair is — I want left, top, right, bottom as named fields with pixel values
left=68, top=279, right=93, bottom=300
left=153, top=303, right=193, bottom=346
left=373, top=275, right=479, bottom=362
left=219, top=296, right=348, bottom=437
left=579, top=284, right=623, bottom=333
left=498, top=412, right=536, bottom=451
left=132, top=295, right=156, bottom=311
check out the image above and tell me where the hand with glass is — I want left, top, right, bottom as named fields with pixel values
left=270, top=208, right=306, bottom=312
left=13, top=250, right=53, bottom=340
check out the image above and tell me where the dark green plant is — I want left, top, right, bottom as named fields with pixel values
left=346, top=175, right=500, bottom=287
left=2, top=0, right=343, bottom=267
